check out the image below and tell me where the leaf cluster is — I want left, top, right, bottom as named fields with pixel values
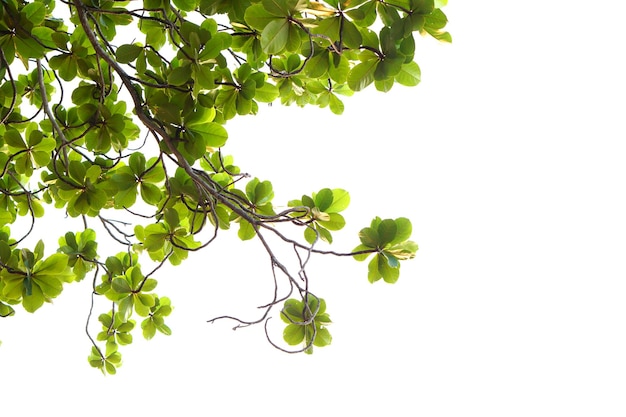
left=281, top=295, right=331, bottom=354
left=288, top=187, right=349, bottom=244
left=353, top=217, right=418, bottom=283
left=0, top=0, right=449, bottom=367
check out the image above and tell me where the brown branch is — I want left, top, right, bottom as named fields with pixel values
left=36, top=60, right=70, bottom=169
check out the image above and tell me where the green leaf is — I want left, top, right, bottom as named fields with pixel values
left=77, top=103, right=97, bottom=122
left=396, top=61, right=421, bottom=87
left=141, top=279, right=158, bottom=292
left=116, top=332, right=133, bottom=345
left=30, top=26, right=56, bottom=50
left=359, top=227, right=379, bottom=248
left=112, top=278, right=132, bottom=294
left=157, top=323, right=172, bottom=335
left=378, top=253, right=400, bottom=283
left=137, top=293, right=155, bottom=309
left=317, top=225, right=333, bottom=243
left=168, top=65, right=192, bottom=86
left=22, top=285, right=45, bottom=312
left=185, top=106, right=216, bottom=127
left=116, top=44, right=143, bottom=64
left=172, top=0, right=198, bottom=11
left=377, top=219, right=397, bottom=246
left=348, top=58, right=378, bottom=91
left=281, top=298, right=303, bottom=322
left=312, top=326, right=332, bottom=347
left=341, top=19, right=362, bottom=49
left=382, top=251, right=400, bottom=268
left=255, top=82, right=279, bottom=102
left=238, top=219, right=256, bottom=240
left=133, top=293, right=150, bottom=317
left=129, top=152, right=146, bottom=174
left=283, top=324, right=305, bottom=345
left=326, top=189, right=350, bottom=213
left=314, top=188, right=333, bottom=212
left=119, top=296, right=134, bottom=320
left=367, top=255, right=382, bottom=283
left=68, top=160, right=86, bottom=182
left=351, top=244, right=373, bottom=262
left=142, top=318, right=157, bottom=339
left=302, top=195, right=315, bottom=208
left=5, top=129, right=26, bottom=149
left=244, top=4, right=278, bottom=30
left=254, top=180, right=274, bottom=205
left=201, top=123, right=229, bottom=147
left=32, top=253, right=71, bottom=281
left=0, top=302, right=15, bottom=317
left=391, top=217, right=412, bottom=244
left=128, top=265, right=145, bottom=289
left=262, top=0, right=292, bottom=16
left=304, top=225, right=317, bottom=245
left=319, top=212, right=345, bottom=231
left=307, top=295, right=325, bottom=316
left=386, top=240, right=418, bottom=260
left=21, top=2, right=46, bottom=25
left=375, top=77, right=394, bottom=92
left=261, top=18, right=290, bottom=54
left=328, top=93, right=344, bottom=115
left=140, top=183, right=162, bottom=205
left=423, top=9, right=452, bottom=42
left=164, top=208, right=180, bottom=228
left=104, top=361, right=117, bottom=375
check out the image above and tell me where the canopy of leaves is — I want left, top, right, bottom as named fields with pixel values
left=0, top=0, right=448, bottom=373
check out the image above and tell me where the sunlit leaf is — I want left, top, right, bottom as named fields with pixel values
left=283, top=324, right=306, bottom=345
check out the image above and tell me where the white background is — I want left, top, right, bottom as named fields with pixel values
left=2, top=1, right=626, bottom=415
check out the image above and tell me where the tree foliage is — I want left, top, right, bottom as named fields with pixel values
left=0, top=0, right=449, bottom=373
